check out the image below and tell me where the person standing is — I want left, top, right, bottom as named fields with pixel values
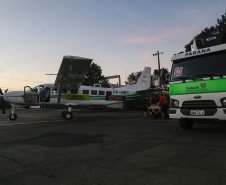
left=157, top=93, right=169, bottom=118
left=150, top=94, right=159, bottom=105
left=149, top=95, right=154, bottom=106
left=143, top=96, right=149, bottom=118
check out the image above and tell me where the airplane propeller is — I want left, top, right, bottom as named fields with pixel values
left=0, top=88, right=7, bottom=114
left=0, top=88, right=8, bottom=96
left=0, top=88, right=3, bottom=95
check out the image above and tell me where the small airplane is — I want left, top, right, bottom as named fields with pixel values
left=0, top=56, right=151, bottom=121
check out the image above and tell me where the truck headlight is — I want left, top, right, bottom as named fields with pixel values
left=171, top=99, right=179, bottom=108
left=221, top=98, right=226, bottom=107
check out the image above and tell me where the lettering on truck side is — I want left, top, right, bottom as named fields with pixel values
left=185, top=48, right=211, bottom=57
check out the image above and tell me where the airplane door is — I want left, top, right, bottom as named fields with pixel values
left=39, top=87, right=50, bottom=102
left=24, top=86, right=38, bottom=103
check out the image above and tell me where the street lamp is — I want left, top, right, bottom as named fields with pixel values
left=153, top=51, right=163, bottom=87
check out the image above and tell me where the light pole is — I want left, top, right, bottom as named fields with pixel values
left=153, top=51, right=163, bottom=87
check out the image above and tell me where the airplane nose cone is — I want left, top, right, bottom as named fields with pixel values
left=2, top=92, right=7, bottom=100
left=3, top=91, right=24, bottom=103
left=3, top=93, right=5, bottom=100
left=3, top=92, right=9, bottom=101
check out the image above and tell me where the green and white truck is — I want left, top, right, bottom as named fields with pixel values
left=169, top=33, right=226, bottom=129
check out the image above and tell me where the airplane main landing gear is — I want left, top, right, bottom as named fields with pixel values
left=62, top=106, right=73, bottom=120
left=64, top=112, right=73, bottom=120
left=9, top=107, right=17, bottom=121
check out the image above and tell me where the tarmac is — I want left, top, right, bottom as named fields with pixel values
left=1, top=109, right=226, bottom=185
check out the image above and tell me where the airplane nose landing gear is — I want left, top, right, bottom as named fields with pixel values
left=62, top=106, right=73, bottom=120
left=9, top=113, right=17, bottom=121
left=9, top=107, right=17, bottom=121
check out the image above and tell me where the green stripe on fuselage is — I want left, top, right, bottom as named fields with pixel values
left=50, top=94, right=142, bottom=101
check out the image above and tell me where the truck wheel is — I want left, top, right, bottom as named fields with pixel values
left=179, top=119, right=194, bottom=129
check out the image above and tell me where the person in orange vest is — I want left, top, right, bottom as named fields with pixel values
left=157, top=93, right=169, bottom=118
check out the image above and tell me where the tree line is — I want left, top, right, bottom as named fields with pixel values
left=125, top=68, right=169, bottom=90
left=185, top=12, right=226, bottom=51
left=81, top=63, right=170, bottom=90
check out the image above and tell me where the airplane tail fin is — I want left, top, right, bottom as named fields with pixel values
left=120, top=67, right=151, bottom=91
left=135, top=67, right=151, bottom=91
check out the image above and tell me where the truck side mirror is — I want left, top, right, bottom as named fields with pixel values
left=165, top=73, right=170, bottom=81
left=160, top=70, right=166, bottom=82
left=160, top=70, right=170, bottom=82
left=222, top=33, right=226, bottom=44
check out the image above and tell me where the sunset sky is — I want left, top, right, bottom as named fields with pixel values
left=0, top=0, right=225, bottom=91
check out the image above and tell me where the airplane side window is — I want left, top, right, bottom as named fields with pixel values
left=99, top=91, right=105, bottom=95
left=83, top=90, right=89, bottom=94
left=71, top=89, right=78, bottom=94
left=91, top=90, right=97, bottom=95
left=62, top=89, right=67, bottom=94
left=52, top=89, right=57, bottom=94
left=106, top=91, right=112, bottom=96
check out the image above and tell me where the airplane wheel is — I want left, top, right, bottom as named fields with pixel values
left=62, top=111, right=66, bottom=118
left=65, top=112, right=73, bottom=120
left=9, top=113, right=17, bottom=121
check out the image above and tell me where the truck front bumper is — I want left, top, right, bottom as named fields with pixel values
left=169, top=108, right=226, bottom=121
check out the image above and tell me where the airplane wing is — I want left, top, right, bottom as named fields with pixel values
left=54, top=56, right=93, bottom=103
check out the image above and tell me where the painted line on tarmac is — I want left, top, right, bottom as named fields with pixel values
left=0, top=120, right=63, bottom=127
left=18, top=116, right=57, bottom=119
left=0, top=120, right=107, bottom=132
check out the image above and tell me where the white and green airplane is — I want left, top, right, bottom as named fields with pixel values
left=1, top=56, right=151, bottom=121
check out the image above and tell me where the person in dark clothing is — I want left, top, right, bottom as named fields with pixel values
left=143, top=96, right=149, bottom=118
left=149, top=95, right=154, bottom=106
left=157, top=93, right=169, bottom=118
left=151, top=94, right=159, bottom=104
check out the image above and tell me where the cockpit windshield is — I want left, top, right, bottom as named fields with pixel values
left=26, top=85, right=44, bottom=93
left=171, top=50, right=226, bottom=82
left=32, top=85, right=44, bottom=93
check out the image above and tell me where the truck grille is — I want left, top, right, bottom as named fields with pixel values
left=181, top=100, right=217, bottom=116
left=182, top=100, right=217, bottom=109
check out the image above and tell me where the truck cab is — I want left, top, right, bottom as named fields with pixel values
left=169, top=33, right=226, bottom=129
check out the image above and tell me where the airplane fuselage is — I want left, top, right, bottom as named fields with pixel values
left=3, top=83, right=139, bottom=107
left=2, top=58, right=151, bottom=121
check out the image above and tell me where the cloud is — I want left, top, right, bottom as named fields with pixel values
left=143, top=50, right=151, bottom=61
left=119, top=24, right=201, bottom=44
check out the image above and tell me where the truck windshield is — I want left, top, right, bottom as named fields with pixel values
left=171, top=50, right=226, bottom=82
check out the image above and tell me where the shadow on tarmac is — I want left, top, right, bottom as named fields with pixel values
left=6, top=132, right=109, bottom=147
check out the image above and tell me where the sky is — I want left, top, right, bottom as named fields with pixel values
left=0, top=0, right=225, bottom=91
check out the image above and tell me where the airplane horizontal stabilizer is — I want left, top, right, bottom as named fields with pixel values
left=118, top=67, right=151, bottom=92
